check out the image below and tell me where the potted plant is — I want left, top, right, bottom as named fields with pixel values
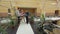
left=0, top=25, right=7, bottom=34
left=9, top=19, right=15, bottom=29
left=38, top=12, right=54, bottom=34
left=8, top=14, right=15, bottom=29
left=30, top=15, right=34, bottom=24
left=37, top=13, right=47, bottom=34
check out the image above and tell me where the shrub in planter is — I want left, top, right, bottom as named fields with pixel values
left=0, top=26, right=7, bottom=34
left=8, top=16, right=15, bottom=29
left=30, top=15, right=34, bottom=24
left=9, top=19, right=15, bottom=29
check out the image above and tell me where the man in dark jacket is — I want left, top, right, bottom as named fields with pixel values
left=25, top=10, right=30, bottom=24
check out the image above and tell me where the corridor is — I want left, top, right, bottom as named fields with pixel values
left=16, top=17, right=34, bottom=34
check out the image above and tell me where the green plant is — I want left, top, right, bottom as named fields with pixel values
left=40, top=13, right=45, bottom=22
left=8, top=14, right=15, bottom=26
left=30, top=15, right=34, bottom=21
left=1, top=17, right=15, bottom=34
left=38, top=12, right=57, bottom=34
left=0, top=25, right=7, bottom=34
left=29, top=15, right=34, bottom=24
left=38, top=13, right=46, bottom=34
left=31, top=15, right=34, bottom=20
left=40, top=13, right=45, bottom=27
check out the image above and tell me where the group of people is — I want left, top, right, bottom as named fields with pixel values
left=15, top=8, right=30, bottom=24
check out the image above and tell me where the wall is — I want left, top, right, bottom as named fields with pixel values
left=0, top=0, right=40, bottom=17
left=0, top=0, right=60, bottom=16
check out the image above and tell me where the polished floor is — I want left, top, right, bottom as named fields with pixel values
left=16, top=17, right=34, bottom=34
left=16, top=23, right=34, bottom=34
left=6, top=18, right=35, bottom=34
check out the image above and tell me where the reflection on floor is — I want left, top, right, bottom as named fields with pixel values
left=16, top=23, right=34, bottom=34
left=16, top=17, right=34, bottom=34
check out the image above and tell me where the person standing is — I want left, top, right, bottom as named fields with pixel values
left=25, top=10, right=30, bottom=24
left=20, top=9, right=25, bottom=17
left=15, top=8, right=20, bottom=24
